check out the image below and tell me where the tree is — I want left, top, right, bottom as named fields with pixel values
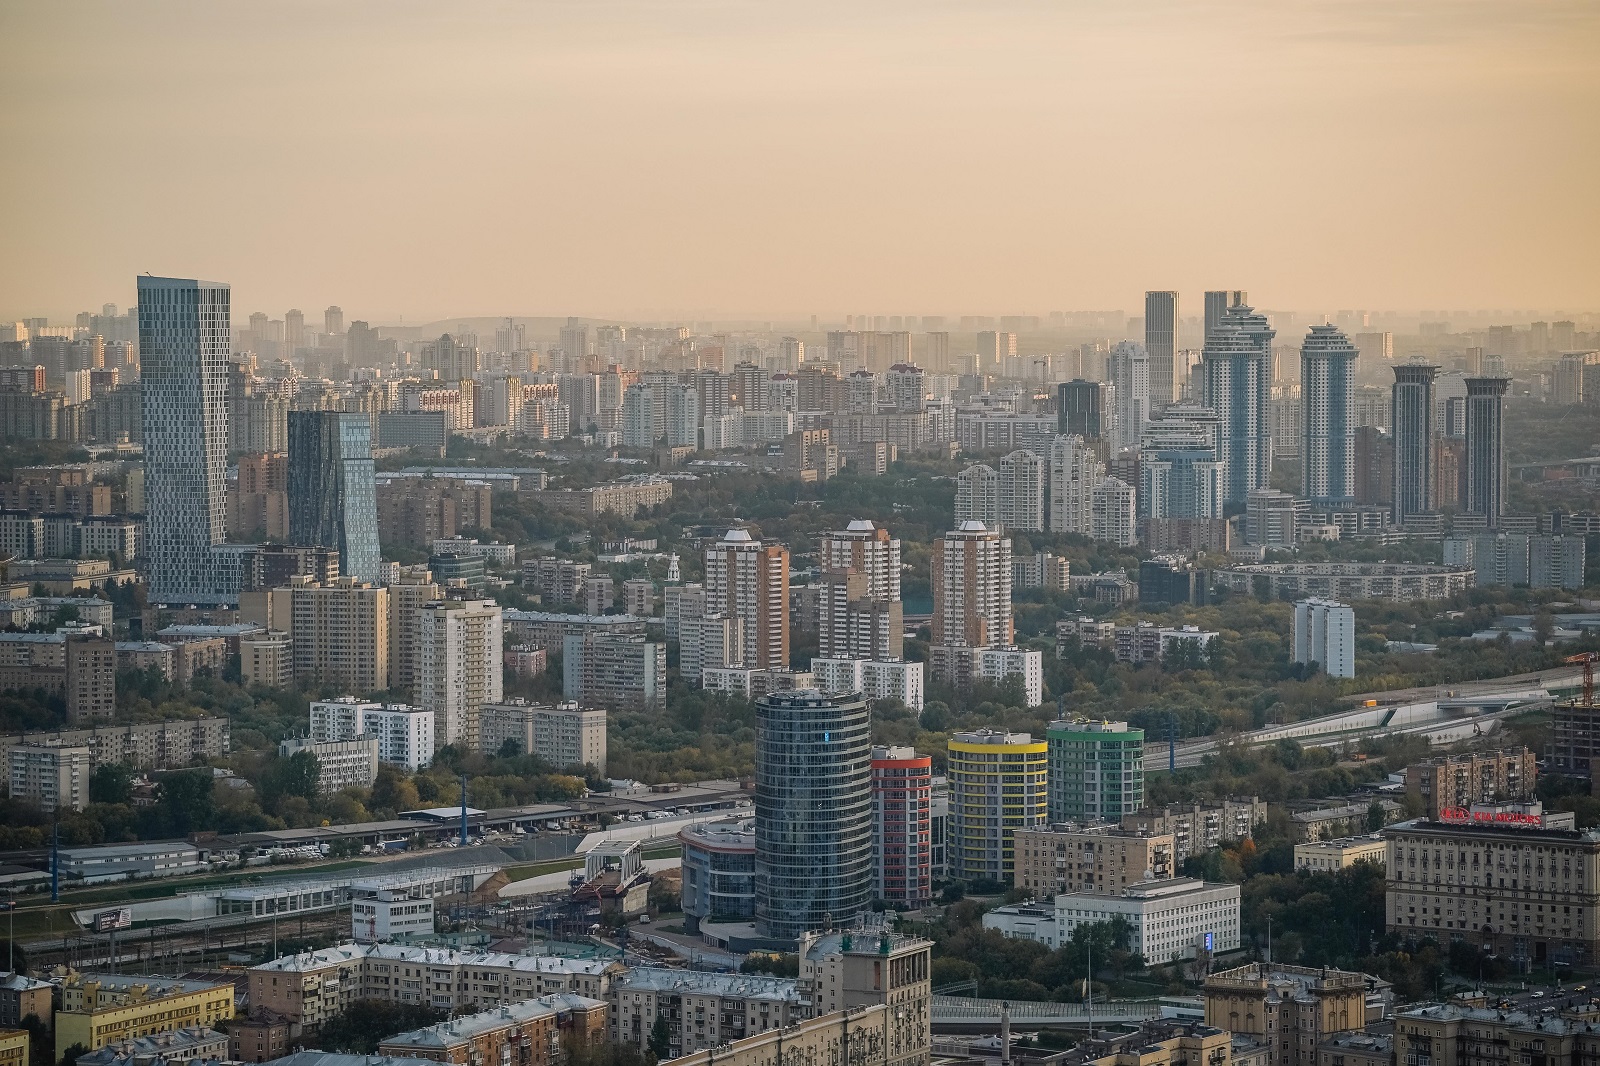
left=156, top=770, right=215, bottom=835
left=648, top=1014, right=673, bottom=1060
left=370, top=765, right=420, bottom=815
left=1365, top=801, right=1386, bottom=833
left=498, top=738, right=522, bottom=757
left=316, top=1001, right=447, bottom=1053
left=58, top=1044, right=88, bottom=1066
left=258, top=751, right=322, bottom=809
left=89, top=763, right=134, bottom=806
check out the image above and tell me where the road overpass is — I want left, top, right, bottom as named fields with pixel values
left=1153, top=666, right=1575, bottom=772
left=931, top=995, right=1166, bottom=1028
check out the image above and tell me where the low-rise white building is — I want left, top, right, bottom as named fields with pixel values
left=973, top=647, right=1043, bottom=707
left=58, top=842, right=205, bottom=883
left=984, top=876, right=1240, bottom=962
left=809, top=658, right=925, bottom=710
left=278, top=735, right=380, bottom=792
left=1293, top=834, right=1386, bottom=873
left=352, top=889, right=435, bottom=942
left=309, top=698, right=435, bottom=771
left=431, top=538, right=517, bottom=565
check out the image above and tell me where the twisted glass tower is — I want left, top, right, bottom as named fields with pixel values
left=288, top=411, right=381, bottom=583
left=137, top=276, right=231, bottom=604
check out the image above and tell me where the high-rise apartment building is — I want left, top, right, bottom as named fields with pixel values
left=976, top=331, right=1016, bottom=374
left=1057, top=380, right=1103, bottom=441
left=387, top=567, right=443, bottom=696
left=1144, top=291, right=1178, bottom=409
left=1403, top=747, right=1535, bottom=820
left=930, top=523, right=1011, bottom=651
left=1299, top=324, right=1358, bottom=506
left=479, top=700, right=607, bottom=771
left=288, top=411, right=381, bottom=583
left=1202, top=303, right=1275, bottom=506
left=997, top=449, right=1046, bottom=532
left=289, top=577, right=391, bottom=694
left=754, top=690, right=873, bottom=941
left=1139, top=404, right=1224, bottom=520
left=1046, top=719, right=1145, bottom=824
left=284, top=309, right=305, bottom=354
left=137, top=276, right=231, bottom=604
left=9, top=743, right=90, bottom=813
left=1391, top=363, right=1438, bottom=526
left=946, top=730, right=1047, bottom=884
left=1108, top=341, right=1150, bottom=452
left=871, top=745, right=934, bottom=908
left=309, top=697, right=436, bottom=771
left=1203, top=290, right=1247, bottom=338
left=1464, top=376, right=1510, bottom=525
left=1291, top=598, right=1355, bottom=679
left=704, top=530, right=789, bottom=671
left=562, top=632, right=666, bottom=711
left=416, top=598, right=504, bottom=750
left=953, top=463, right=998, bottom=528
left=65, top=636, right=116, bottom=725
left=817, top=521, right=903, bottom=662
left=1049, top=434, right=1104, bottom=534
left=324, top=306, right=343, bottom=336
left=923, top=332, right=950, bottom=374
left=1091, top=476, right=1137, bottom=546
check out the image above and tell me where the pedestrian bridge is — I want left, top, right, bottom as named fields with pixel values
left=931, top=995, right=1165, bottom=1027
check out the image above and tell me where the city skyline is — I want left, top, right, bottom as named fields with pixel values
left=3, top=2, right=1598, bottom=319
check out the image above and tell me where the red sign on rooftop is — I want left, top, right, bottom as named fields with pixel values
left=1438, top=806, right=1542, bottom=827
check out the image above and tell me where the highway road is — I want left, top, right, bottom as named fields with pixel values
left=1152, top=665, right=1580, bottom=772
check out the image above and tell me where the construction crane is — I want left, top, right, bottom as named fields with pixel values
left=1565, top=652, right=1599, bottom=705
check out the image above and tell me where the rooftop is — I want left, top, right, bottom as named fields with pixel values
left=613, top=966, right=800, bottom=1002
left=62, top=973, right=230, bottom=999
left=380, top=996, right=604, bottom=1049
left=251, top=943, right=619, bottom=976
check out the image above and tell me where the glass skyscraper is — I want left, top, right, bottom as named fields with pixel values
left=1300, top=323, right=1359, bottom=506
left=754, top=689, right=872, bottom=942
left=1391, top=363, right=1438, bottom=525
left=1465, top=376, right=1511, bottom=525
left=288, top=411, right=381, bottom=583
left=1144, top=291, right=1178, bottom=409
left=137, top=276, right=232, bottom=604
left=1202, top=302, right=1275, bottom=507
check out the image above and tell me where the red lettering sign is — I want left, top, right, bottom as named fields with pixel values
left=1438, top=807, right=1541, bottom=827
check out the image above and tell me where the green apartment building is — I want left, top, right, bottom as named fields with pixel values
left=1046, top=719, right=1145, bottom=824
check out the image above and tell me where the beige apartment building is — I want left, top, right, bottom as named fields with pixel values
left=387, top=568, right=442, bottom=696
left=1293, top=836, right=1386, bottom=873
left=1404, top=748, right=1536, bottom=819
left=1013, top=823, right=1176, bottom=897
left=248, top=944, right=622, bottom=1025
left=664, top=1004, right=928, bottom=1066
left=479, top=700, right=607, bottom=771
left=1203, top=963, right=1368, bottom=1066
left=288, top=577, right=390, bottom=693
left=609, top=968, right=802, bottom=1061
left=1122, top=798, right=1267, bottom=864
left=797, top=923, right=931, bottom=1066
left=1384, top=807, right=1600, bottom=965
left=379, top=995, right=607, bottom=1066
left=0, top=718, right=229, bottom=771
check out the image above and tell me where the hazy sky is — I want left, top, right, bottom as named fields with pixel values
left=3, top=1, right=1597, bottom=322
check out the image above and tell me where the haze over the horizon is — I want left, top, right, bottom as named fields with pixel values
left=3, top=0, right=1597, bottom=322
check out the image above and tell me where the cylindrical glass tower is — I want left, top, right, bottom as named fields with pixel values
left=754, top=689, right=873, bottom=942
